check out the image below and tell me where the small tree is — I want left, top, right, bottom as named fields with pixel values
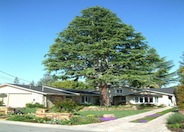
left=37, top=72, right=56, bottom=86
left=53, top=98, right=79, bottom=113
left=178, top=52, right=184, bottom=84
left=14, top=77, right=19, bottom=84
left=176, top=85, right=184, bottom=110
left=0, top=100, right=3, bottom=106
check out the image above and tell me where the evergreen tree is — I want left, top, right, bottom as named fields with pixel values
left=49, top=80, right=93, bottom=89
left=14, top=77, right=19, bottom=84
left=30, top=80, right=35, bottom=86
left=178, top=52, right=184, bottom=84
left=43, top=6, right=175, bottom=105
left=37, top=72, right=56, bottom=86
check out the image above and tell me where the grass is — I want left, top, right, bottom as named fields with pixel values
left=76, top=109, right=149, bottom=118
left=131, top=107, right=176, bottom=123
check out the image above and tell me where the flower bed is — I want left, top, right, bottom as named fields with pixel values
left=99, top=117, right=117, bottom=122
left=131, top=108, right=175, bottom=123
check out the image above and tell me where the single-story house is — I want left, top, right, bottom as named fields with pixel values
left=108, top=86, right=176, bottom=106
left=0, top=84, right=99, bottom=108
left=0, top=84, right=176, bottom=108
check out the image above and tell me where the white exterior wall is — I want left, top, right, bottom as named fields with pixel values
left=127, top=96, right=135, bottom=104
left=0, top=86, right=31, bottom=94
left=31, top=93, right=44, bottom=104
left=158, top=95, right=168, bottom=106
left=126, top=95, right=175, bottom=107
left=0, top=85, right=44, bottom=108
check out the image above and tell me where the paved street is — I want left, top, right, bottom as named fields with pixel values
left=0, top=107, right=172, bottom=132
left=0, top=123, right=93, bottom=132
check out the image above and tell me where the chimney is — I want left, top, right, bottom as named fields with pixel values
left=42, top=86, right=44, bottom=92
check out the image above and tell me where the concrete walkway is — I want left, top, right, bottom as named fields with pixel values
left=0, top=107, right=173, bottom=132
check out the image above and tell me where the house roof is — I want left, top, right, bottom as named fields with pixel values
left=112, top=86, right=176, bottom=96
left=149, top=87, right=176, bottom=94
left=0, top=84, right=100, bottom=96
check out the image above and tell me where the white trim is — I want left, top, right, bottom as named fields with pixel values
left=0, top=84, right=45, bottom=95
left=142, top=89, right=174, bottom=96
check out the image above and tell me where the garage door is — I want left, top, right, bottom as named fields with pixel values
left=8, top=93, right=32, bottom=107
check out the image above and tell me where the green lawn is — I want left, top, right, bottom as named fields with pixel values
left=77, top=109, right=149, bottom=118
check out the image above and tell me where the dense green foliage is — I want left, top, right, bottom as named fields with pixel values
left=176, top=85, right=184, bottom=110
left=43, top=6, right=175, bottom=105
left=178, top=52, right=184, bottom=84
left=26, top=103, right=44, bottom=108
left=19, top=107, right=37, bottom=114
left=49, top=80, right=93, bottom=89
left=52, top=98, right=80, bottom=113
left=66, top=115, right=101, bottom=125
left=0, top=100, right=3, bottom=106
left=7, top=114, right=51, bottom=123
left=167, top=113, right=184, bottom=130
left=167, top=113, right=184, bottom=124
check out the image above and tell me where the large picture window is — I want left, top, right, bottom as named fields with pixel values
left=134, top=96, right=158, bottom=104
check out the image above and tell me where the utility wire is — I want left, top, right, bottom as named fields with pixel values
left=0, top=70, right=31, bottom=83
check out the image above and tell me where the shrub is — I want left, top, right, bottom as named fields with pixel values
left=176, top=85, right=184, bottom=110
left=26, top=103, right=44, bottom=108
left=7, top=114, right=51, bottom=123
left=136, top=104, right=156, bottom=110
left=0, top=100, right=3, bottom=106
left=19, top=107, right=37, bottom=114
left=53, top=98, right=80, bottom=113
left=167, top=113, right=184, bottom=124
left=67, top=115, right=100, bottom=125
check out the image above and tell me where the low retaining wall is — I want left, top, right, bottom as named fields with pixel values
left=0, top=107, right=7, bottom=114
left=82, top=106, right=137, bottom=111
left=35, top=109, right=72, bottom=120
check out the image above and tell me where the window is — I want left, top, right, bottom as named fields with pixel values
left=121, top=96, right=126, bottom=101
left=116, top=89, right=123, bottom=93
left=117, top=90, right=120, bottom=93
left=155, top=97, right=158, bottom=103
left=145, top=97, right=148, bottom=103
left=134, top=96, right=157, bottom=104
left=81, top=96, right=91, bottom=104
left=135, top=97, right=139, bottom=103
left=149, top=97, right=153, bottom=103
left=140, top=97, right=143, bottom=103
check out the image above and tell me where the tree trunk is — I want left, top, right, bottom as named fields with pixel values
left=100, top=83, right=110, bottom=106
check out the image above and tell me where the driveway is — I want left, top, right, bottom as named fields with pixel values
left=0, top=107, right=172, bottom=132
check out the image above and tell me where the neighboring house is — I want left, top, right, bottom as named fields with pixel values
left=0, top=84, right=99, bottom=108
left=108, top=86, right=176, bottom=106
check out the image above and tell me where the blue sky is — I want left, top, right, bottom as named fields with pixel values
left=0, top=0, right=184, bottom=85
